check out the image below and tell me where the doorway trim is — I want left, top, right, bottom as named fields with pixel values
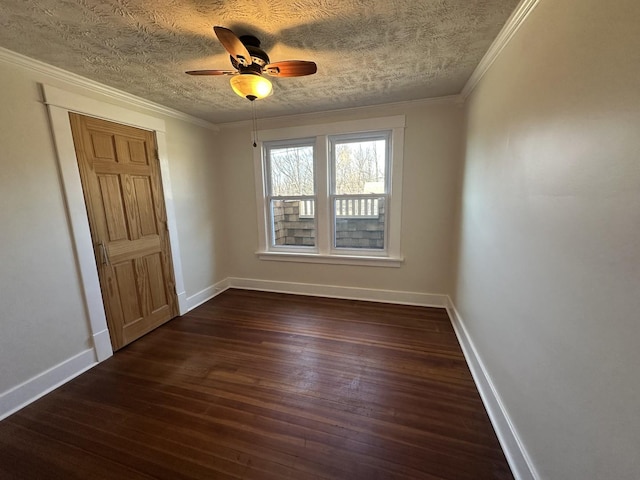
left=44, top=84, right=187, bottom=362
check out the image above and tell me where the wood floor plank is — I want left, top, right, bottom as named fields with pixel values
left=0, top=289, right=513, bottom=479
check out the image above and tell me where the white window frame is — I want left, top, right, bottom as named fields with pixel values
left=254, top=115, right=405, bottom=267
left=264, top=138, right=318, bottom=252
left=329, top=131, right=391, bottom=255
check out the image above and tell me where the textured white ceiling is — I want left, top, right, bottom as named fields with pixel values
left=0, top=0, right=520, bottom=123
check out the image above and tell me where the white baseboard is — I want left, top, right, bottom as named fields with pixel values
left=1, top=276, right=533, bottom=480
left=92, top=328, right=113, bottom=362
left=445, top=298, right=538, bottom=480
left=176, top=290, right=188, bottom=315
left=226, top=277, right=448, bottom=307
left=0, top=348, right=96, bottom=421
left=185, top=278, right=231, bottom=311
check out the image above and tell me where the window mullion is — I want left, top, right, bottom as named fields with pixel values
left=315, top=135, right=330, bottom=254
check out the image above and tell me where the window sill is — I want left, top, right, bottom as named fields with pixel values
left=256, top=251, right=404, bottom=267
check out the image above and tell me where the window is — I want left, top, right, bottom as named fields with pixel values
left=331, top=132, right=389, bottom=251
left=265, top=140, right=316, bottom=248
left=254, top=116, right=405, bottom=267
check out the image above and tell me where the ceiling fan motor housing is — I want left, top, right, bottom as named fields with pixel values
left=230, top=35, right=270, bottom=71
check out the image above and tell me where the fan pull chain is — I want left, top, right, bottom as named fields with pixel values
left=251, top=100, right=259, bottom=148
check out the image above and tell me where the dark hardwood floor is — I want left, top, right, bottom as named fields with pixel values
left=0, top=289, right=513, bottom=479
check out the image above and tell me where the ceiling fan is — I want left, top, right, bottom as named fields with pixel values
left=186, top=26, right=317, bottom=101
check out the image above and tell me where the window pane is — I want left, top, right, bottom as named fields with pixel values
left=334, top=197, right=385, bottom=249
left=334, top=139, right=386, bottom=195
left=269, top=146, right=314, bottom=196
left=271, top=199, right=316, bottom=247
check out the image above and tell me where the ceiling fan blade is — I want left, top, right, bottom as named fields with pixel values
left=186, top=69, right=236, bottom=76
left=264, top=60, right=317, bottom=77
left=214, top=26, right=252, bottom=67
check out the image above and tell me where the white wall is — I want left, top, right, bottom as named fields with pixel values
left=0, top=50, right=464, bottom=417
left=0, top=56, right=223, bottom=405
left=454, top=0, right=640, bottom=478
left=0, top=63, right=92, bottom=393
left=163, top=117, right=227, bottom=296
left=217, top=100, right=465, bottom=296
left=10, top=2, right=639, bottom=474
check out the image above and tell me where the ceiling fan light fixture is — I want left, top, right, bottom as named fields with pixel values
left=230, top=74, right=272, bottom=101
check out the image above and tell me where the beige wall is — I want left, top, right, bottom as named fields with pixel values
left=7, top=1, right=639, bottom=474
left=454, top=0, right=640, bottom=478
left=163, top=117, right=227, bottom=294
left=0, top=62, right=91, bottom=392
left=217, top=101, right=465, bottom=295
left=0, top=59, right=222, bottom=394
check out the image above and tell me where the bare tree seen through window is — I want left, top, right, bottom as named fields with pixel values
left=270, top=146, right=314, bottom=196
left=335, top=139, right=386, bottom=194
left=269, top=140, right=386, bottom=195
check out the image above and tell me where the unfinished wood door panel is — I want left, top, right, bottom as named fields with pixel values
left=70, top=113, right=178, bottom=350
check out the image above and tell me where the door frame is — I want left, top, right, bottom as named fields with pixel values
left=44, top=84, right=187, bottom=362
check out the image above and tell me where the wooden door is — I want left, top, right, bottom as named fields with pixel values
left=70, top=113, right=178, bottom=350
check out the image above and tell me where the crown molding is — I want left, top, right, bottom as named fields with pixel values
left=461, top=0, right=541, bottom=99
left=217, top=94, right=463, bottom=129
left=0, top=46, right=219, bottom=131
